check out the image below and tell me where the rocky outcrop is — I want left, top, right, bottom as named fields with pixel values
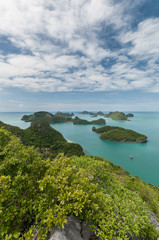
left=46, top=216, right=98, bottom=240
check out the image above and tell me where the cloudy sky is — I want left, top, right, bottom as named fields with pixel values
left=0, top=0, right=159, bottom=111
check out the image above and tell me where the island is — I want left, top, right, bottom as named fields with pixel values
left=55, top=111, right=74, bottom=117
left=104, top=111, right=134, bottom=120
left=21, top=111, right=72, bottom=123
left=91, top=114, right=98, bottom=117
left=0, top=120, right=84, bottom=157
left=126, top=113, right=134, bottom=117
left=93, top=125, right=147, bottom=143
left=96, top=111, right=105, bottom=116
left=73, top=117, right=106, bottom=125
left=79, top=111, right=95, bottom=115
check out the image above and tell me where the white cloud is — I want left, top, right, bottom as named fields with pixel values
left=0, top=0, right=159, bottom=93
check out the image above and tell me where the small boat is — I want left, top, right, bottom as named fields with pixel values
left=130, top=155, right=133, bottom=159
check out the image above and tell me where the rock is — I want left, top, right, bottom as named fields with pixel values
left=81, top=222, right=94, bottom=240
left=48, top=229, right=67, bottom=240
left=63, top=216, right=82, bottom=240
left=149, top=211, right=159, bottom=232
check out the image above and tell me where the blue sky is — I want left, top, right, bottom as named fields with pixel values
left=0, top=0, right=159, bottom=111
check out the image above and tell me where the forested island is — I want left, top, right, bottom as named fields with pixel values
left=73, top=116, right=106, bottom=125
left=0, top=120, right=84, bottom=158
left=21, top=111, right=73, bottom=123
left=105, top=111, right=134, bottom=120
left=93, top=125, right=147, bottom=143
left=79, top=111, right=105, bottom=116
left=22, top=112, right=106, bottom=125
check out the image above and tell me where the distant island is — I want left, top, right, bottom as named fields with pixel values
left=0, top=120, right=84, bottom=158
left=22, top=111, right=106, bottom=125
left=73, top=116, right=106, bottom=125
left=79, top=110, right=105, bottom=116
left=93, top=125, right=147, bottom=143
left=79, top=111, right=95, bottom=115
left=21, top=111, right=73, bottom=123
left=105, top=111, right=134, bottom=120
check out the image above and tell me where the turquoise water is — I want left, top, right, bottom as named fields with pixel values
left=0, top=112, right=159, bottom=186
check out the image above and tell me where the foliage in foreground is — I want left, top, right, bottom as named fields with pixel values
left=0, top=129, right=158, bottom=240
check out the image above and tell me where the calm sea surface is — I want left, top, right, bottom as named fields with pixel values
left=0, top=112, right=159, bottom=187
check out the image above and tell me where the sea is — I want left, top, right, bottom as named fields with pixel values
left=0, top=112, right=159, bottom=187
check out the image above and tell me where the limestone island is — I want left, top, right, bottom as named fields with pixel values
left=92, top=126, right=147, bottom=143
left=91, top=114, right=98, bottom=117
left=0, top=120, right=84, bottom=158
left=96, top=111, right=105, bottom=116
left=105, top=111, right=134, bottom=120
left=79, top=111, right=95, bottom=115
left=73, top=116, right=106, bottom=125
left=21, top=111, right=72, bottom=123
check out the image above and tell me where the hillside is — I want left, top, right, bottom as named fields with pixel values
left=0, top=120, right=84, bottom=157
left=105, top=111, right=133, bottom=120
left=21, top=111, right=72, bottom=123
left=0, top=128, right=158, bottom=239
left=73, top=117, right=106, bottom=125
left=93, top=125, right=147, bottom=143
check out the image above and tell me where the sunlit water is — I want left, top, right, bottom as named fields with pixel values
left=0, top=112, right=159, bottom=186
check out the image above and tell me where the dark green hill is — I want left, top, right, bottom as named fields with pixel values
left=55, top=111, right=74, bottom=117
left=92, top=125, right=121, bottom=133
left=93, top=125, right=147, bottom=143
left=21, top=111, right=71, bottom=123
left=0, top=120, right=84, bottom=157
left=91, top=118, right=106, bottom=124
left=73, top=117, right=106, bottom=125
left=126, top=113, right=134, bottom=117
left=105, top=111, right=128, bottom=120
left=73, top=117, right=91, bottom=124
left=100, top=128, right=147, bottom=143
left=96, top=111, right=105, bottom=116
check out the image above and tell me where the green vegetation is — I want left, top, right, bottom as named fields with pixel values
left=73, top=117, right=106, bottom=125
left=91, top=118, right=106, bottom=124
left=100, top=128, right=147, bottom=143
left=105, top=111, right=129, bottom=120
left=126, top=113, right=134, bottom=117
left=0, top=128, right=158, bottom=239
left=93, top=125, right=147, bottom=143
left=21, top=111, right=72, bottom=123
left=73, top=117, right=91, bottom=124
left=91, top=114, right=97, bottom=117
left=55, top=111, right=74, bottom=117
left=0, top=120, right=84, bottom=157
left=92, top=125, right=121, bottom=133
left=96, top=111, right=105, bottom=116
left=79, top=111, right=95, bottom=115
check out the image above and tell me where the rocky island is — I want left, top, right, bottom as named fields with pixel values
left=93, top=125, right=147, bottom=143
left=21, top=111, right=72, bottom=123
left=73, top=116, right=106, bottom=125
left=105, top=111, right=134, bottom=120
left=0, top=120, right=84, bottom=157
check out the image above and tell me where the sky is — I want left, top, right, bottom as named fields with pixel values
left=0, top=0, right=159, bottom=112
